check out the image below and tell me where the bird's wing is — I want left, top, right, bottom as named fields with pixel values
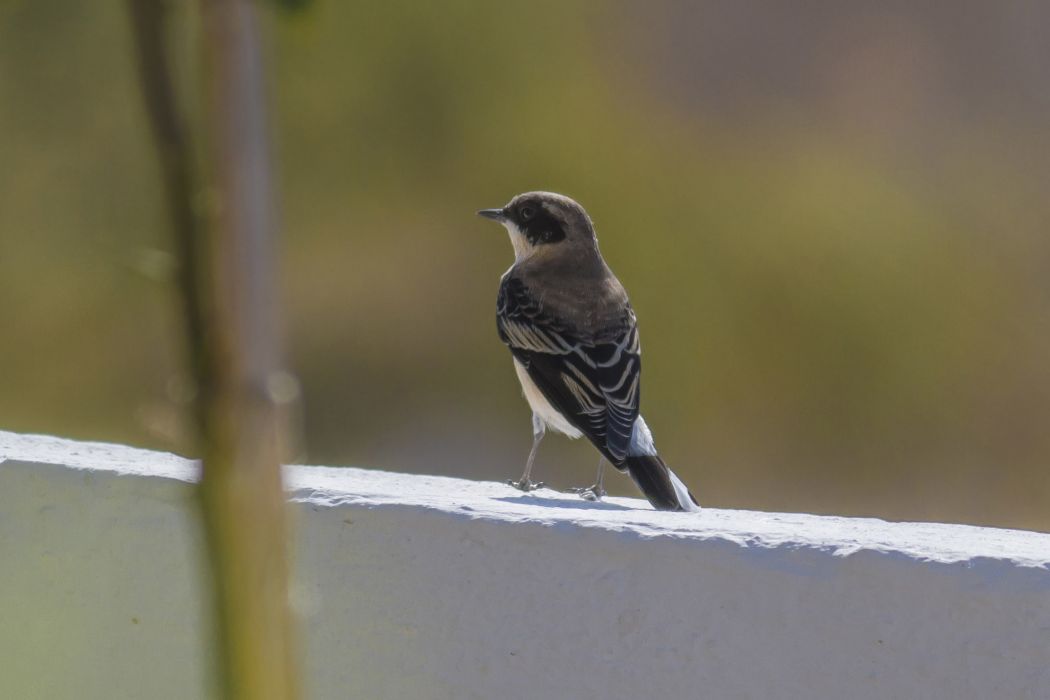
left=497, top=276, right=640, bottom=464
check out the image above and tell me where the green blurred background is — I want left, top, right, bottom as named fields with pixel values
left=2, top=1, right=1048, bottom=530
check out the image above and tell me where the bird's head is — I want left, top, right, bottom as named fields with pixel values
left=478, top=192, right=597, bottom=263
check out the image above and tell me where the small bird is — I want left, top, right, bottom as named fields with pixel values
left=478, top=192, right=700, bottom=512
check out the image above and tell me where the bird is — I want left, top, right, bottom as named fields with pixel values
left=478, top=192, right=700, bottom=512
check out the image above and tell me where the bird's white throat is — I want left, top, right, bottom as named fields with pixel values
left=502, top=220, right=535, bottom=263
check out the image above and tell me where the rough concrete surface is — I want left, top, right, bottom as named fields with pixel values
left=2, top=431, right=1048, bottom=699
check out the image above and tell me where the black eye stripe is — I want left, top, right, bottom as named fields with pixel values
left=519, top=207, right=566, bottom=246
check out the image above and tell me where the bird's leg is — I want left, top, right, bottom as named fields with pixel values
left=509, top=413, right=546, bottom=492
left=571, top=457, right=607, bottom=501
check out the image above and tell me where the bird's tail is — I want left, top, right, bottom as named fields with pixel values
left=623, top=455, right=700, bottom=512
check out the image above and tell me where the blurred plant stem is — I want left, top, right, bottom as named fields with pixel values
left=128, top=1, right=301, bottom=698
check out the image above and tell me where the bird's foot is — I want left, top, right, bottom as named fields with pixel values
left=570, top=484, right=607, bottom=501
left=508, top=477, right=546, bottom=492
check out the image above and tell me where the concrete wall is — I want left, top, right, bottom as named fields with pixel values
left=1, top=430, right=1048, bottom=699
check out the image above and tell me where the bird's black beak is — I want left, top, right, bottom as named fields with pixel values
left=477, top=208, right=506, bottom=222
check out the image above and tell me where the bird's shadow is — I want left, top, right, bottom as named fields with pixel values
left=493, top=494, right=633, bottom=512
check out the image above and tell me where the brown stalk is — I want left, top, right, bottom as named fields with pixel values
left=128, top=1, right=300, bottom=697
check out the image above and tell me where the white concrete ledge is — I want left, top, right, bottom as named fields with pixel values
left=2, top=430, right=1049, bottom=699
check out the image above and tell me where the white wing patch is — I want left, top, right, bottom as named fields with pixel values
left=562, top=374, right=605, bottom=415
left=500, top=319, right=576, bottom=355
left=499, top=315, right=638, bottom=369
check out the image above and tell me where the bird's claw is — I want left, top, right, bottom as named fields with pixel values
left=508, top=478, right=545, bottom=492
left=570, top=485, right=607, bottom=501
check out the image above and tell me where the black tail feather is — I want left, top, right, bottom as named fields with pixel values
left=624, top=455, right=699, bottom=512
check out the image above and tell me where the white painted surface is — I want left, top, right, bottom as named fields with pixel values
left=1, top=430, right=1048, bottom=699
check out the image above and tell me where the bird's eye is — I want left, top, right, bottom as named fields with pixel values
left=519, top=206, right=534, bottom=221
